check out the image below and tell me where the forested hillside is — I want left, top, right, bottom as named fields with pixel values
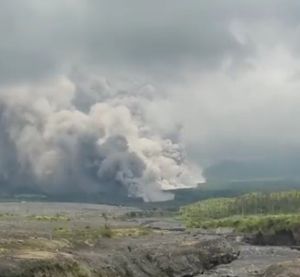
left=180, top=191, right=300, bottom=226
left=180, top=190, right=300, bottom=232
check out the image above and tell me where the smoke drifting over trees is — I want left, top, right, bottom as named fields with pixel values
left=0, top=76, right=204, bottom=201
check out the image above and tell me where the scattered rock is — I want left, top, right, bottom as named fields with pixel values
left=245, top=229, right=298, bottom=246
left=0, top=233, right=239, bottom=277
left=201, top=245, right=300, bottom=277
left=262, top=259, right=300, bottom=277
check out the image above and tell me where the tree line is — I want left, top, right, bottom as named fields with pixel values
left=180, top=190, right=300, bottom=221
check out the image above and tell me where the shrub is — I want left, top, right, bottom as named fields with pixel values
left=99, top=224, right=113, bottom=238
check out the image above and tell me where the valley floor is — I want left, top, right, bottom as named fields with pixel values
left=0, top=202, right=298, bottom=276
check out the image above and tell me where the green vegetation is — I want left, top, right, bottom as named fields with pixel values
left=19, top=259, right=92, bottom=277
left=181, top=191, right=300, bottom=220
left=180, top=190, right=300, bottom=231
left=99, top=224, right=113, bottom=238
left=0, top=237, right=70, bottom=253
left=0, top=213, right=16, bottom=219
left=27, top=213, right=70, bottom=222
left=53, top=225, right=151, bottom=245
left=189, top=214, right=300, bottom=233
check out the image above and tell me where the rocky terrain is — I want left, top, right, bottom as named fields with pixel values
left=0, top=234, right=239, bottom=276
left=201, top=244, right=300, bottom=277
left=262, top=259, right=300, bottom=276
left=0, top=202, right=239, bottom=276
left=0, top=202, right=298, bottom=276
left=245, top=229, right=300, bottom=247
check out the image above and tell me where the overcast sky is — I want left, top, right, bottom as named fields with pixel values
left=2, top=0, right=300, bottom=178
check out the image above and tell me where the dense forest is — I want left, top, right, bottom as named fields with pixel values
left=180, top=190, right=300, bottom=221
left=180, top=190, right=300, bottom=231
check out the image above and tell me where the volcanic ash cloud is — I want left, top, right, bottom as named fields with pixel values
left=0, top=76, right=204, bottom=201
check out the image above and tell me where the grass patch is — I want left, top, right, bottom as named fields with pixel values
left=99, top=224, right=113, bottom=238
left=184, top=214, right=300, bottom=233
left=0, top=213, right=16, bottom=219
left=112, top=226, right=151, bottom=237
left=53, top=225, right=151, bottom=245
left=27, top=214, right=70, bottom=222
left=0, top=237, right=70, bottom=256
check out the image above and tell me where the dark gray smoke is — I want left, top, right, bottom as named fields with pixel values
left=0, top=76, right=204, bottom=202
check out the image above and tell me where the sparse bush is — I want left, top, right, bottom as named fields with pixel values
left=99, top=224, right=113, bottom=238
left=101, top=212, right=108, bottom=221
left=28, top=214, right=70, bottom=222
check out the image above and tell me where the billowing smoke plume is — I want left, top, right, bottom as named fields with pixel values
left=0, top=75, right=204, bottom=201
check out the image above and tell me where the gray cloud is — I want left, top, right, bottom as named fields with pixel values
left=0, top=0, right=262, bottom=83
left=1, top=0, right=300, bottom=83
left=0, top=77, right=203, bottom=201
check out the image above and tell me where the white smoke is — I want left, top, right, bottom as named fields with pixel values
left=0, top=75, right=204, bottom=202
